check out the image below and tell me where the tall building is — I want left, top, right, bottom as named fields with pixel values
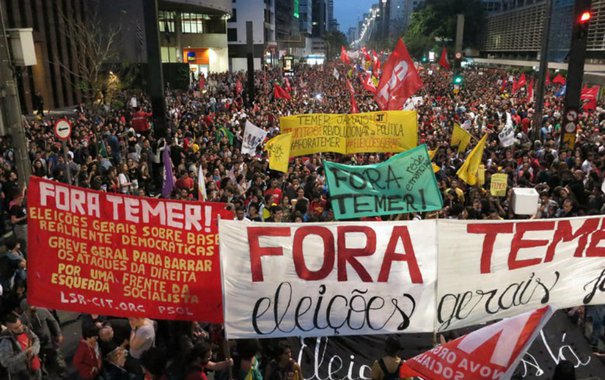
left=347, top=27, right=358, bottom=44
left=299, top=0, right=313, bottom=36
left=275, top=0, right=303, bottom=51
left=0, top=0, right=231, bottom=113
left=312, top=0, right=327, bottom=37
left=156, top=0, right=231, bottom=76
left=228, top=0, right=276, bottom=71
left=480, top=0, right=605, bottom=62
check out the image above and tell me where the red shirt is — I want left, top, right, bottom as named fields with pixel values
left=132, top=111, right=152, bottom=133
left=16, top=332, right=41, bottom=371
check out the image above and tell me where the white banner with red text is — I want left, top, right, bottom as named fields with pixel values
left=219, top=220, right=438, bottom=338
left=437, top=217, right=605, bottom=331
left=220, top=216, right=605, bottom=338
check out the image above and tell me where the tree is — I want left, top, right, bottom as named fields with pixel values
left=403, top=0, right=486, bottom=58
left=56, top=5, right=122, bottom=107
left=325, top=30, right=349, bottom=60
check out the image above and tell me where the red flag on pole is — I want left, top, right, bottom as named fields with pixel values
left=401, top=306, right=554, bottom=380
left=340, top=46, right=350, bottom=65
left=273, top=83, right=291, bottom=100
left=526, top=78, right=534, bottom=103
left=361, top=73, right=378, bottom=94
left=439, top=47, right=450, bottom=70
left=235, top=79, right=243, bottom=95
left=553, top=73, right=566, bottom=85
left=516, top=73, right=527, bottom=90
left=375, top=38, right=423, bottom=110
left=581, top=85, right=599, bottom=110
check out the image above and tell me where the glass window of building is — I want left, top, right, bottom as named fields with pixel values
left=159, top=11, right=176, bottom=32
left=181, top=13, right=210, bottom=33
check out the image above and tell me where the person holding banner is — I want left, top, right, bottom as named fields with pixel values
left=264, top=341, right=301, bottom=380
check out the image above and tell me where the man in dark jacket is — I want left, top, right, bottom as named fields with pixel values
left=0, top=313, right=42, bottom=379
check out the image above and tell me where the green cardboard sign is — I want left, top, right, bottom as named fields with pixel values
left=324, top=144, right=443, bottom=219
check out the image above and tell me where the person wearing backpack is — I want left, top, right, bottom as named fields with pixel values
left=370, top=336, right=410, bottom=380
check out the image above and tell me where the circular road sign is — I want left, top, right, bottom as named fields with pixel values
left=54, top=118, right=72, bottom=141
left=455, top=52, right=463, bottom=59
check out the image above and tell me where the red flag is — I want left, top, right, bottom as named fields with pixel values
left=361, top=46, right=371, bottom=63
left=526, top=78, right=534, bottom=102
left=545, top=70, right=551, bottom=86
left=553, top=73, right=566, bottom=85
left=284, top=77, right=292, bottom=93
left=372, top=50, right=381, bottom=77
left=235, top=79, right=243, bottom=95
left=511, top=78, right=518, bottom=94
left=361, top=73, right=377, bottom=94
left=401, top=306, right=554, bottom=380
left=340, top=46, right=350, bottom=65
left=516, top=73, right=527, bottom=90
left=346, top=78, right=358, bottom=113
left=273, top=83, right=291, bottom=100
left=439, top=47, right=450, bottom=70
left=581, top=85, right=599, bottom=110
left=375, top=38, right=423, bottom=110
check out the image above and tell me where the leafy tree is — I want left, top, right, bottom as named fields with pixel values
left=403, top=0, right=486, bottom=58
left=325, top=30, right=349, bottom=60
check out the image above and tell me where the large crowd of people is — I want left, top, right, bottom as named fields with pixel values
left=0, top=58, right=603, bottom=379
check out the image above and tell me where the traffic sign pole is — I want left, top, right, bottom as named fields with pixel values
left=54, top=119, right=73, bottom=185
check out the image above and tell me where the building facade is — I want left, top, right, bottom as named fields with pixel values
left=481, top=0, right=605, bottom=62
left=228, top=0, right=276, bottom=71
left=156, top=0, right=231, bottom=76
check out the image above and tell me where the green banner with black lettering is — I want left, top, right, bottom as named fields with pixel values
left=324, top=145, right=443, bottom=219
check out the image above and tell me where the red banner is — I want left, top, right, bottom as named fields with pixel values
left=27, top=176, right=233, bottom=321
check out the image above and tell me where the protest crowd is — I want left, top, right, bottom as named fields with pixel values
left=0, top=48, right=604, bottom=379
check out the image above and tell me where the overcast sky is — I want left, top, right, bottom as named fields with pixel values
left=334, top=0, right=376, bottom=32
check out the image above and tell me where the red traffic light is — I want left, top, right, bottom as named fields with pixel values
left=580, top=11, right=592, bottom=23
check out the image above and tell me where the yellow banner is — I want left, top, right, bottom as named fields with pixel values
left=266, top=133, right=292, bottom=173
left=280, top=111, right=418, bottom=156
left=490, top=173, right=508, bottom=197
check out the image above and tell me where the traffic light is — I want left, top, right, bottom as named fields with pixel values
left=421, top=56, right=428, bottom=63
left=453, top=74, right=463, bottom=85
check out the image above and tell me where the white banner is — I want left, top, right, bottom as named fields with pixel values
left=241, top=120, right=268, bottom=155
left=437, top=217, right=605, bottom=332
left=219, top=220, right=438, bottom=338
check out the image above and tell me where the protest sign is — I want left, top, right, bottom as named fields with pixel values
left=27, top=176, right=233, bottom=321
left=241, top=120, right=267, bottom=155
left=490, top=173, right=508, bottom=197
left=436, top=216, right=605, bottom=331
left=401, top=306, right=554, bottom=380
left=219, top=220, right=438, bottom=338
left=286, top=310, right=603, bottom=380
left=280, top=111, right=417, bottom=157
left=324, top=145, right=443, bottom=219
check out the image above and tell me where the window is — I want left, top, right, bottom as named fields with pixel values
left=228, top=28, right=238, bottom=41
left=158, top=11, right=176, bottom=33
left=181, top=13, right=210, bottom=34
left=230, top=9, right=237, bottom=22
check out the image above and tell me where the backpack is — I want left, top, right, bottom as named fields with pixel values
left=378, top=358, right=402, bottom=380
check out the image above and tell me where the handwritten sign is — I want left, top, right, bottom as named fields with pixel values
left=437, top=217, right=605, bottom=331
left=324, top=145, right=443, bottom=219
left=280, top=111, right=417, bottom=156
left=219, top=220, right=438, bottom=338
left=27, top=176, right=233, bottom=321
left=490, top=173, right=508, bottom=197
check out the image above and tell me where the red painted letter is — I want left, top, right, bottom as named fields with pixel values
left=509, top=221, right=554, bottom=270
left=293, top=226, right=335, bottom=280
left=378, top=226, right=422, bottom=283
left=468, top=223, right=514, bottom=274
left=545, top=218, right=599, bottom=261
left=337, top=226, right=376, bottom=282
left=248, top=227, right=290, bottom=282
